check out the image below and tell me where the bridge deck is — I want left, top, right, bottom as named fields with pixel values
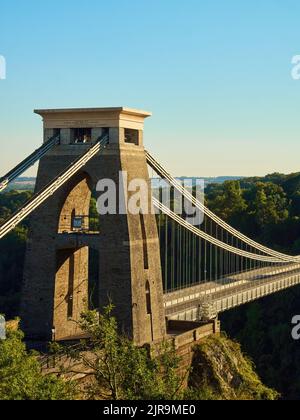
left=164, top=264, right=300, bottom=321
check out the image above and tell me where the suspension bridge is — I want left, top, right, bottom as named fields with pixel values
left=0, top=107, right=299, bottom=345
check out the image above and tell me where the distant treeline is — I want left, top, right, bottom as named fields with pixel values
left=206, top=171, right=300, bottom=254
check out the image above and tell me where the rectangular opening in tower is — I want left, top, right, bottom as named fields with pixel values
left=88, top=248, right=100, bottom=310
left=67, top=253, right=75, bottom=319
left=140, top=212, right=149, bottom=270
left=125, top=128, right=139, bottom=145
left=71, top=128, right=92, bottom=144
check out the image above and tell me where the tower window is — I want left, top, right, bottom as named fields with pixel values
left=72, top=128, right=92, bottom=144
left=125, top=129, right=139, bottom=145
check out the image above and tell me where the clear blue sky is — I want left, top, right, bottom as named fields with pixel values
left=1, top=0, right=300, bottom=177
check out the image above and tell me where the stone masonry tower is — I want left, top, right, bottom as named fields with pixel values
left=21, top=107, right=166, bottom=346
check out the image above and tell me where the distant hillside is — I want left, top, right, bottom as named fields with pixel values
left=3, top=176, right=243, bottom=193
left=152, top=176, right=244, bottom=188
left=6, top=173, right=300, bottom=193
left=4, top=177, right=35, bottom=192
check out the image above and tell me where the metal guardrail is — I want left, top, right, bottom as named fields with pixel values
left=165, top=266, right=300, bottom=320
left=59, top=214, right=100, bottom=233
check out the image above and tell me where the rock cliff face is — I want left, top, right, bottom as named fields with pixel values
left=188, top=334, right=279, bottom=400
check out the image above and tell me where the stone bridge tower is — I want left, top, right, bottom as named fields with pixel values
left=21, top=107, right=166, bottom=346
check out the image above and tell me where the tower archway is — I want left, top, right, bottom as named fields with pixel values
left=53, top=172, right=100, bottom=340
left=58, top=172, right=94, bottom=234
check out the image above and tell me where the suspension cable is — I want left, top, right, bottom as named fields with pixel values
left=147, top=151, right=300, bottom=263
left=152, top=197, right=292, bottom=264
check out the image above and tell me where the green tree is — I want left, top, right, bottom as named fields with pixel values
left=89, top=197, right=100, bottom=231
left=209, top=181, right=247, bottom=221
left=253, top=182, right=289, bottom=227
left=0, top=191, right=32, bottom=222
left=0, top=190, right=32, bottom=317
left=0, top=226, right=28, bottom=317
left=0, top=327, right=75, bottom=400
left=53, top=305, right=185, bottom=400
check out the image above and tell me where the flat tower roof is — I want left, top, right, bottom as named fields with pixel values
left=34, top=107, right=152, bottom=118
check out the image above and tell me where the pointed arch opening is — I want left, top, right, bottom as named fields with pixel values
left=58, top=172, right=100, bottom=234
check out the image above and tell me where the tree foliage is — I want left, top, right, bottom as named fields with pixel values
left=252, top=182, right=289, bottom=227
left=208, top=180, right=247, bottom=222
left=0, top=327, right=75, bottom=400
left=52, top=305, right=185, bottom=400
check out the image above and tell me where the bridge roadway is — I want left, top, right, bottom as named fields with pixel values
left=164, top=263, right=300, bottom=321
